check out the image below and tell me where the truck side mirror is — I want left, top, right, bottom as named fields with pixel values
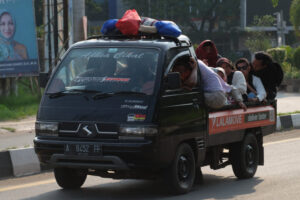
left=165, top=72, right=181, bottom=90
left=39, top=72, right=49, bottom=88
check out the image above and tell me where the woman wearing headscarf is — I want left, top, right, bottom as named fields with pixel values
left=0, top=10, right=28, bottom=61
left=195, top=40, right=221, bottom=67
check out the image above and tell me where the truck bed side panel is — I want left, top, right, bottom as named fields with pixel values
left=207, top=106, right=276, bottom=146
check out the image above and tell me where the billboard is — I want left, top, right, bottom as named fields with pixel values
left=0, top=0, right=39, bottom=78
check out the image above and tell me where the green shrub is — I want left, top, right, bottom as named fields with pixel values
left=282, top=61, right=292, bottom=74
left=281, top=45, right=295, bottom=65
left=267, top=48, right=286, bottom=64
left=294, top=46, right=300, bottom=70
left=283, top=61, right=300, bottom=79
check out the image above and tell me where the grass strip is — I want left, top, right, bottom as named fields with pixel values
left=278, top=111, right=300, bottom=116
left=0, top=127, right=16, bottom=132
left=0, top=93, right=40, bottom=121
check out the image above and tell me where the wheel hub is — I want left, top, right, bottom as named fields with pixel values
left=246, top=144, right=254, bottom=166
left=178, top=155, right=190, bottom=180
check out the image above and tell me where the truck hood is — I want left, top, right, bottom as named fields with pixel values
left=37, top=95, right=155, bottom=123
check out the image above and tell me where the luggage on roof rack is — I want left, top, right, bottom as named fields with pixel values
left=100, top=9, right=182, bottom=38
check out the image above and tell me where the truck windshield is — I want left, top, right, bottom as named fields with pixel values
left=46, top=47, right=159, bottom=95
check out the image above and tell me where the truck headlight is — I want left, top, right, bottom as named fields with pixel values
left=119, top=126, right=158, bottom=136
left=35, top=121, right=58, bottom=136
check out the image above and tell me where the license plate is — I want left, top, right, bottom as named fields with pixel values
left=64, top=144, right=102, bottom=156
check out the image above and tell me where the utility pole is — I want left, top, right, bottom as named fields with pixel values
left=53, top=0, right=59, bottom=64
left=274, top=10, right=286, bottom=46
left=46, top=0, right=52, bottom=72
left=148, top=0, right=151, bottom=17
left=72, top=0, right=85, bottom=43
left=63, top=0, right=69, bottom=50
left=240, top=0, right=246, bottom=29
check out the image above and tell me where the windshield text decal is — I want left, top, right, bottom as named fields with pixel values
left=121, top=104, right=148, bottom=110
left=113, top=52, right=145, bottom=59
left=72, top=77, right=130, bottom=83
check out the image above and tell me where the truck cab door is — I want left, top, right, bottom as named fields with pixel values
left=157, top=50, right=207, bottom=163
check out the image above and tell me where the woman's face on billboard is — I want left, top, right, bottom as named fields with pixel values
left=0, top=13, right=15, bottom=39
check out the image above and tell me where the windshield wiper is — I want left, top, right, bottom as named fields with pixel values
left=47, top=89, right=101, bottom=99
left=93, top=91, right=146, bottom=100
left=68, top=89, right=101, bottom=93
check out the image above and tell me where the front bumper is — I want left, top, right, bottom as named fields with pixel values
left=34, top=137, right=161, bottom=170
left=50, top=154, right=129, bottom=170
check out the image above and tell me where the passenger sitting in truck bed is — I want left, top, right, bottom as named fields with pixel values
left=195, top=40, right=221, bottom=67
left=216, top=57, right=247, bottom=102
left=235, top=58, right=266, bottom=103
left=251, top=51, right=283, bottom=100
left=213, top=67, right=227, bottom=82
left=175, top=56, right=247, bottom=110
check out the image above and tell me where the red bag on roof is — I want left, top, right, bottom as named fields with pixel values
left=116, top=9, right=141, bottom=35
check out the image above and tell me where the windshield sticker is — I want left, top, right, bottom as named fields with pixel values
left=105, top=77, right=130, bottom=82
left=108, top=48, right=118, bottom=53
left=127, top=114, right=146, bottom=122
left=121, top=104, right=148, bottom=110
left=71, top=51, right=145, bottom=60
left=71, top=51, right=110, bottom=58
left=113, top=52, right=145, bottom=59
left=72, top=77, right=106, bottom=83
left=72, top=77, right=130, bottom=83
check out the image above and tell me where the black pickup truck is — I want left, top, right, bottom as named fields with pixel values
left=34, top=34, right=276, bottom=194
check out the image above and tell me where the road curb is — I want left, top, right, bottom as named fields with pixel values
left=0, top=151, right=13, bottom=178
left=9, top=148, right=41, bottom=177
left=0, top=147, right=49, bottom=179
left=0, top=114, right=299, bottom=179
left=276, top=113, right=300, bottom=131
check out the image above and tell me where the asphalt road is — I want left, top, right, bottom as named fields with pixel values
left=0, top=129, right=300, bottom=200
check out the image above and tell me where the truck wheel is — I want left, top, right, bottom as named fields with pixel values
left=165, top=143, right=195, bottom=194
left=54, top=167, right=87, bottom=189
left=194, top=166, right=203, bottom=184
left=230, top=134, right=259, bottom=179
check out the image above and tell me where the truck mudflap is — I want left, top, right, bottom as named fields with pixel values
left=50, top=154, right=129, bottom=170
left=209, top=105, right=276, bottom=135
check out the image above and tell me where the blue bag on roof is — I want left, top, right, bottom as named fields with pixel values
left=155, top=21, right=181, bottom=37
left=101, top=19, right=118, bottom=35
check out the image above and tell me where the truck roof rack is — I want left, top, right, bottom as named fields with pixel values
left=87, top=33, right=191, bottom=47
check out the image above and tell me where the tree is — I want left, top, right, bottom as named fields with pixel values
left=123, top=0, right=240, bottom=35
left=245, top=15, right=275, bottom=53
left=271, top=0, right=279, bottom=7
left=290, top=0, right=300, bottom=38
left=85, top=0, right=108, bottom=21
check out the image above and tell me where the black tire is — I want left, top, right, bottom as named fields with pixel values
left=194, top=166, right=203, bottom=185
left=230, top=134, right=259, bottom=179
left=54, top=167, right=87, bottom=189
left=165, top=143, right=195, bottom=195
